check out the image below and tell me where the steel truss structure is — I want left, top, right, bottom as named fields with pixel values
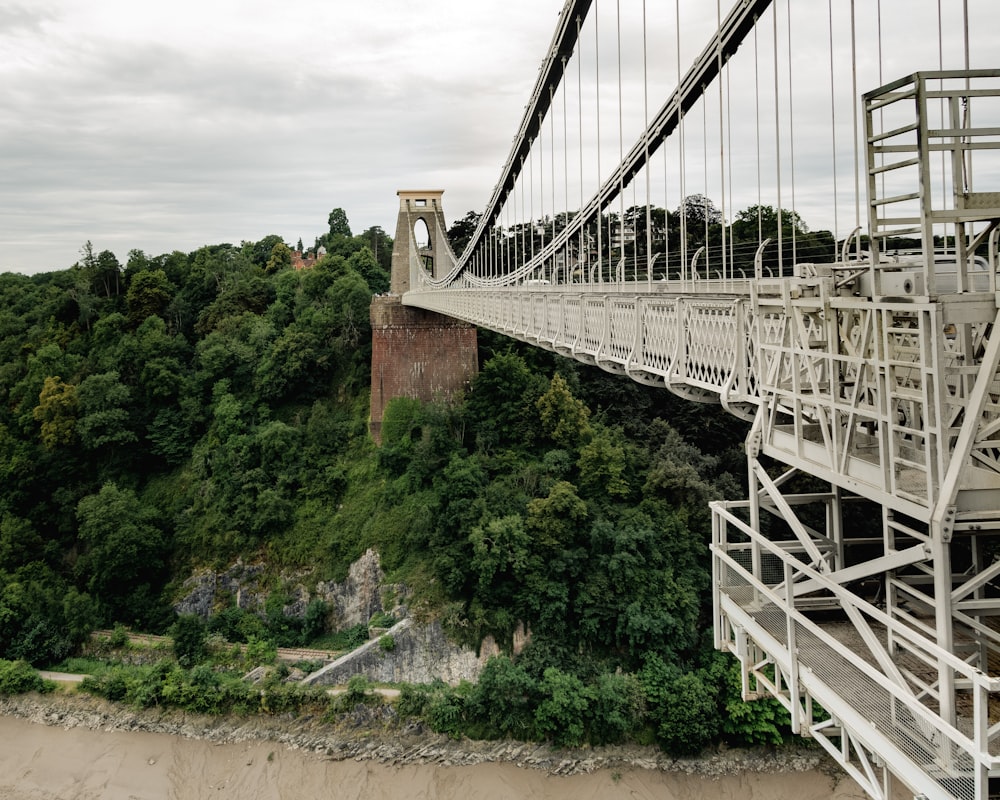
left=405, top=71, right=1000, bottom=800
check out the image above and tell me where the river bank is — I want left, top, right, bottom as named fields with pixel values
left=0, top=692, right=878, bottom=799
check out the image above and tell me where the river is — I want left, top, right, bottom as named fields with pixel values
left=0, top=712, right=876, bottom=800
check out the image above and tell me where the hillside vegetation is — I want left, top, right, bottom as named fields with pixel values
left=0, top=207, right=791, bottom=752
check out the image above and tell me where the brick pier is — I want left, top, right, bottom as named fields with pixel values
left=368, top=191, right=478, bottom=442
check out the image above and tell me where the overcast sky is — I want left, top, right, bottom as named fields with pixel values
left=0, top=0, right=558, bottom=274
left=2, top=0, right=996, bottom=275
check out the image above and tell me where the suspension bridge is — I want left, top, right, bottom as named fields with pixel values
left=377, top=2, right=1000, bottom=798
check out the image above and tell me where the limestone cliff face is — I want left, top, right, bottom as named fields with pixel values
left=172, top=561, right=267, bottom=618
left=315, top=549, right=387, bottom=629
left=173, top=548, right=397, bottom=627
left=173, top=549, right=490, bottom=685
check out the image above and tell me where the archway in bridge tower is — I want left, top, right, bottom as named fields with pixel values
left=413, top=217, right=432, bottom=273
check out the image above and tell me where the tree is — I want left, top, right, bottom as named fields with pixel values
left=361, top=225, right=393, bottom=272
left=526, top=480, right=588, bottom=553
left=576, top=426, right=629, bottom=498
left=8, top=343, right=83, bottom=435
left=588, top=671, right=644, bottom=745
left=467, top=351, right=543, bottom=450
left=0, top=565, right=79, bottom=664
left=469, top=515, right=530, bottom=614
left=265, top=242, right=292, bottom=274
left=640, top=653, right=720, bottom=755
left=535, top=667, right=591, bottom=747
left=246, top=235, right=285, bottom=269
left=0, top=514, right=44, bottom=571
left=75, top=371, right=137, bottom=451
left=347, top=245, right=389, bottom=294
left=677, top=194, right=723, bottom=227
left=447, top=211, right=482, bottom=255
left=327, top=208, right=352, bottom=238
left=536, top=373, right=591, bottom=447
left=33, top=376, right=77, bottom=450
left=731, top=204, right=807, bottom=242
left=470, top=656, right=539, bottom=739
left=623, top=205, right=668, bottom=262
left=76, top=482, right=168, bottom=626
left=126, top=269, right=173, bottom=327
left=170, top=614, right=208, bottom=667
left=195, top=273, right=275, bottom=335
left=91, top=250, right=122, bottom=299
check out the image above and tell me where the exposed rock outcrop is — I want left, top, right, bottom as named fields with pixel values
left=173, top=561, right=267, bottom=618
left=314, top=548, right=389, bottom=629
left=173, top=549, right=400, bottom=628
left=172, top=549, right=489, bottom=685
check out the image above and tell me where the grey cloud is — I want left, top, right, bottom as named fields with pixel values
left=0, top=4, right=54, bottom=35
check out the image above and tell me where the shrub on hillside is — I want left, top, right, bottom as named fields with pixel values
left=170, top=614, right=208, bottom=667
left=0, top=659, right=52, bottom=695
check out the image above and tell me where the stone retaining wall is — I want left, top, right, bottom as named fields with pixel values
left=302, top=618, right=487, bottom=686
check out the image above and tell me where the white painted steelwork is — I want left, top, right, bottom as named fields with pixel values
left=402, top=68, right=1000, bottom=800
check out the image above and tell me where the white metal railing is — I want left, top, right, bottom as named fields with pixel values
left=406, top=282, right=755, bottom=408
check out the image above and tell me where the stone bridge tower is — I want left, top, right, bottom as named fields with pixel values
left=369, top=191, right=478, bottom=442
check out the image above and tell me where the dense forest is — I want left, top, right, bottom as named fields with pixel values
left=0, top=204, right=797, bottom=752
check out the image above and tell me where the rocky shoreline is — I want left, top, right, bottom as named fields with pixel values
left=0, top=691, right=838, bottom=779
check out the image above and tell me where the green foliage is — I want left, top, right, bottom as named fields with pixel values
left=397, top=683, right=431, bottom=718
left=76, top=483, right=169, bottom=627
left=342, top=674, right=372, bottom=705
left=367, top=611, right=396, bottom=629
left=265, top=242, right=292, bottom=274
left=0, top=203, right=773, bottom=754
left=245, top=635, right=278, bottom=665
left=707, top=652, right=791, bottom=747
left=0, top=659, right=52, bottom=695
left=378, top=634, right=395, bottom=652
left=469, top=515, right=529, bottom=612
left=0, top=514, right=44, bottom=571
left=469, top=656, right=539, bottom=739
left=424, top=682, right=474, bottom=738
left=587, top=671, right=645, bottom=745
left=80, top=660, right=326, bottom=715
left=126, top=269, right=173, bottom=327
left=0, top=563, right=89, bottom=664
left=75, top=371, right=137, bottom=451
left=302, top=599, right=330, bottom=642
left=446, top=211, right=481, bottom=255
left=108, top=624, right=130, bottom=649
left=408, top=659, right=645, bottom=748
left=308, top=623, right=369, bottom=653
left=383, top=395, right=422, bottom=439
left=535, top=667, right=590, bottom=747
left=576, top=426, right=629, bottom=498
left=327, top=674, right=385, bottom=714
left=327, top=208, right=352, bottom=238
left=42, top=656, right=107, bottom=675
left=640, top=653, right=720, bottom=755
left=347, top=246, right=389, bottom=294
left=536, top=373, right=590, bottom=447
left=170, top=614, right=208, bottom=667
left=466, top=351, right=543, bottom=450
left=33, top=376, right=77, bottom=450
